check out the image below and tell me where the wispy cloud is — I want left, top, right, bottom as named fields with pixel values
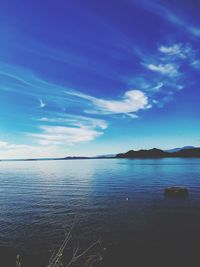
left=0, top=112, right=108, bottom=158
left=18, top=37, right=123, bottom=82
left=0, top=141, right=66, bottom=159
left=159, top=44, right=183, bottom=56
left=30, top=113, right=108, bottom=146
left=0, top=62, right=66, bottom=99
left=0, top=62, right=76, bottom=114
left=0, top=62, right=110, bottom=152
left=135, top=0, right=200, bottom=37
left=66, top=89, right=148, bottom=116
left=39, top=99, right=46, bottom=108
left=189, top=27, right=200, bottom=37
left=158, top=43, right=195, bottom=60
left=128, top=41, right=200, bottom=107
left=38, top=114, right=108, bottom=130
left=191, top=60, right=200, bottom=70
left=29, top=125, right=103, bottom=146
left=144, top=63, right=179, bottom=77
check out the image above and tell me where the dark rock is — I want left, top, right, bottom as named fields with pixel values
left=164, top=187, right=189, bottom=197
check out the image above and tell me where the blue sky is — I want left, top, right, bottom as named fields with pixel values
left=0, top=0, right=200, bottom=159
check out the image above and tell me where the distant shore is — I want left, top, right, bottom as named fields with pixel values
left=1, top=147, right=200, bottom=162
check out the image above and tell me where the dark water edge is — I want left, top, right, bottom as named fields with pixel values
left=2, top=211, right=200, bottom=267
left=1, top=236, right=200, bottom=267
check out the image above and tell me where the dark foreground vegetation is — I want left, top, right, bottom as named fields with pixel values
left=2, top=212, right=200, bottom=267
left=2, top=232, right=200, bottom=267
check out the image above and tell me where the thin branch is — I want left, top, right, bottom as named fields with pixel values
left=66, top=239, right=101, bottom=267
left=47, top=217, right=77, bottom=267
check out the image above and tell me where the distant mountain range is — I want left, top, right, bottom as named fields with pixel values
left=1, top=146, right=200, bottom=161
left=116, top=147, right=200, bottom=158
left=94, top=154, right=116, bottom=158
left=164, top=146, right=195, bottom=153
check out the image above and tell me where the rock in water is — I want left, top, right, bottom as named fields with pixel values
left=164, top=186, right=189, bottom=197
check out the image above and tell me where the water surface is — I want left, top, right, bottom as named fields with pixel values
left=0, top=158, right=200, bottom=266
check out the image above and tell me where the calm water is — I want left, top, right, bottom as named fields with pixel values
left=0, top=158, right=200, bottom=266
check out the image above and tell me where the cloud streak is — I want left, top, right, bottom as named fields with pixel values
left=145, top=63, right=179, bottom=77
left=128, top=41, right=200, bottom=107
left=30, top=113, right=108, bottom=146
left=135, top=0, right=200, bottom=37
left=66, top=89, right=148, bottom=116
left=39, top=99, right=46, bottom=108
left=29, top=125, right=103, bottom=146
left=0, top=141, right=66, bottom=159
left=0, top=62, right=67, bottom=102
left=38, top=114, right=108, bottom=130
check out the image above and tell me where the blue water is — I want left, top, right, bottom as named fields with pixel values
left=0, top=158, right=200, bottom=264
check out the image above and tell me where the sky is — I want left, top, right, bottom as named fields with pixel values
left=0, top=0, right=200, bottom=159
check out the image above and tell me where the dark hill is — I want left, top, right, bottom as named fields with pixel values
left=173, top=148, right=200, bottom=157
left=165, top=146, right=195, bottom=152
left=116, top=148, right=200, bottom=158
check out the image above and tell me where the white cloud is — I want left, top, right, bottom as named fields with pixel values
left=132, top=41, right=200, bottom=109
left=0, top=141, right=66, bottom=159
left=159, top=44, right=182, bottom=56
left=39, top=117, right=49, bottom=121
left=0, top=62, right=148, bottom=119
left=66, top=89, right=148, bottom=115
left=93, top=90, right=148, bottom=113
left=38, top=114, right=108, bottom=130
left=0, top=114, right=108, bottom=159
left=125, top=113, right=139, bottom=119
left=191, top=60, right=200, bottom=69
left=39, top=99, right=46, bottom=108
left=127, top=76, right=165, bottom=93
left=0, top=141, right=10, bottom=148
left=0, top=112, right=108, bottom=159
left=30, top=125, right=103, bottom=146
left=159, top=43, right=195, bottom=60
left=189, top=27, right=200, bottom=37
left=152, top=82, right=164, bottom=91
left=145, top=63, right=178, bottom=76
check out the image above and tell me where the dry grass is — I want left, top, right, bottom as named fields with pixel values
left=16, top=219, right=104, bottom=267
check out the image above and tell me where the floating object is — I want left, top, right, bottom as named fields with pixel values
left=164, top=186, right=189, bottom=197
left=126, top=197, right=129, bottom=201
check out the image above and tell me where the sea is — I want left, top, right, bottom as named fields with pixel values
left=0, top=158, right=200, bottom=266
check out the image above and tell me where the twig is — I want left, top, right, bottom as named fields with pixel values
left=66, top=239, right=101, bottom=267
left=47, top=217, right=77, bottom=267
